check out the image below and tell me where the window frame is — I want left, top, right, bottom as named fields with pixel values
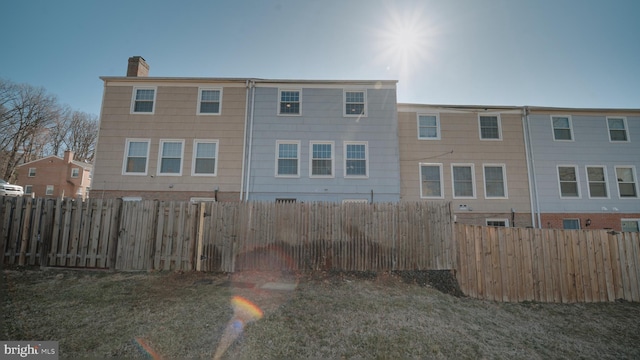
left=344, top=141, right=369, bottom=178
left=451, top=163, right=476, bottom=199
left=309, top=141, right=335, bottom=178
left=278, top=89, right=302, bottom=116
left=275, top=140, right=301, bottom=178
left=130, top=86, right=157, bottom=114
left=197, top=87, right=223, bottom=115
left=122, top=138, right=151, bottom=176
left=551, top=115, right=574, bottom=141
left=607, top=116, right=630, bottom=142
left=28, top=168, right=36, bottom=177
left=621, top=219, right=640, bottom=232
left=557, top=165, right=581, bottom=199
left=71, top=168, right=79, bottom=178
left=344, top=90, right=367, bottom=117
left=419, top=163, right=444, bottom=199
left=478, top=114, right=502, bottom=140
left=483, top=164, right=508, bottom=199
left=486, top=219, right=509, bottom=227
left=417, top=113, right=441, bottom=140
left=585, top=165, right=609, bottom=199
left=615, top=165, right=639, bottom=199
left=192, top=139, right=219, bottom=176
left=24, top=185, right=33, bottom=195
left=157, top=139, right=185, bottom=176
left=563, top=219, right=581, bottom=230
left=45, top=185, right=54, bottom=196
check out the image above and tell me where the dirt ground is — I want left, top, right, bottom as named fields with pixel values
left=2, top=267, right=640, bottom=359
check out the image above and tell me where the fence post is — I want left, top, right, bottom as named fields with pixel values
left=18, top=199, right=33, bottom=266
left=196, top=202, right=205, bottom=271
left=108, top=198, right=123, bottom=270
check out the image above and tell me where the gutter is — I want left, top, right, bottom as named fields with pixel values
left=244, top=80, right=257, bottom=201
left=522, top=106, right=541, bottom=228
left=240, top=80, right=250, bottom=201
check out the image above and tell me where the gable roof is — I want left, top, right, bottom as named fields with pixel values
left=16, top=155, right=93, bottom=170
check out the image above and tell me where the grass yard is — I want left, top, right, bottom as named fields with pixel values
left=2, top=268, right=639, bottom=359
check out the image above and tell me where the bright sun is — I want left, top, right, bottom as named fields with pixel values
left=374, top=5, right=436, bottom=77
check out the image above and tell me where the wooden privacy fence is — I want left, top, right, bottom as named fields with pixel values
left=197, top=201, right=454, bottom=272
left=455, top=224, right=640, bottom=303
left=1, top=197, right=454, bottom=272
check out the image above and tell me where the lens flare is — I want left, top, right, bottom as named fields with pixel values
left=134, top=337, right=162, bottom=360
left=213, top=296, right=264, bottom=360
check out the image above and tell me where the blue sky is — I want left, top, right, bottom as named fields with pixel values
left=1, top=0, right=638, bottom=116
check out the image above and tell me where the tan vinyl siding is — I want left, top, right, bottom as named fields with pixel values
left=398, top=106, right=532, bottom=223
left=92, top=82, right=247, bottom=198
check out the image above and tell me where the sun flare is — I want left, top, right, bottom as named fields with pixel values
left=374, top=5, right=437, bottom=78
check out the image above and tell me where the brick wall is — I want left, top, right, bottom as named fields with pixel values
left=454, top=212, right=533, bottom=228
left=540, top=213, right=640, bottom=231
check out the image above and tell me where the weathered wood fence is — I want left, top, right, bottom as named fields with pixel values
left=455, top=224, right=640, bottom=303
left=0, top=197, right=454, bottom=272
left=4, top=196, right=640, bottom=303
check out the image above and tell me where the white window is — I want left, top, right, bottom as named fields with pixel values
left=586, top=166, right=608, bottom=198
left=131, top=87, right=156, bottom=114
left=344, top=142, right=368, bottom=178
left=279, top=89, right=301, bottom=115
left=479, top=115, right=501, bottom=140
left=483, top=164, right=507, bottom=198
left=310, top=141, right=334, bottom=177
left=197, top=88, right=222, bottom=115
left=622, top=219, right=640, bottom=232
left=45, top=185, right=54, bottom=196
left=344, top=90, right=366, bottom=116
left=552, top=116, right=573, bottom=141
left=563, top=219, right=580, bottom=229
left=342, top=199, right=368, bottom=204
left=615, top=166, right=638, bottom=198
left=28, top=168, right=36, bottom=177
left=558, top=166, right=580, bottom=198
left=420, top=163, right=443, bottom=199
left=158, top=140, right=184, bottom=176
left=417, top=114, right=440, bottom=140
left=276, top=140, right=300, bottom=177
left=452, top=164, right=475, bottom=198
left=123, top=139, right=150, bottom=175
left=71, top=168, right=79, bottom=178
left=190, top=197, right=216, bottom=203
left=192, top=140, right=218, bottom=176
left=607, top=117, right=629, bottom=142
left=25, top=185, right=33, bottom=195
left=486, top=219, right=509, bottom=227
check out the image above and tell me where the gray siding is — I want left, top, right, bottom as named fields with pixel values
left=246, top=86, right=400, bottom=202
left=528, top=113, right=640, bottom=212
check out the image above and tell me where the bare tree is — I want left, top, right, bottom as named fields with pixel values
left=63, top=111, right=98, bottom=162
left=0, top=79, right=60, bottom=180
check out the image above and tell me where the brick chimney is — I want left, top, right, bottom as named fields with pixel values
left=64, top=150, right=74, bottom=163
left=127, top=56, right=149, bottom=77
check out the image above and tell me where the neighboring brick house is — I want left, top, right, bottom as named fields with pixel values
left=15, top=150, right=92, bottom=199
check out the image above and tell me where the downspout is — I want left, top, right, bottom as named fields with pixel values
left=244, top=80, right=257, bottom=202
left=240, top=80, right=250, bottom=201
left=522, top=106, right=541, bottom=228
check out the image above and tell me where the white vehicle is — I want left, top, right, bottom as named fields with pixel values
left=0, top=179, right=24, bottom=197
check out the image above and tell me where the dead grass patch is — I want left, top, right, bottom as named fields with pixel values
left=2, top=268, right=639, bottom=359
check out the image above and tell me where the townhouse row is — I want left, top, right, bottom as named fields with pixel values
left=91, top=57, right=640, bottom=231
